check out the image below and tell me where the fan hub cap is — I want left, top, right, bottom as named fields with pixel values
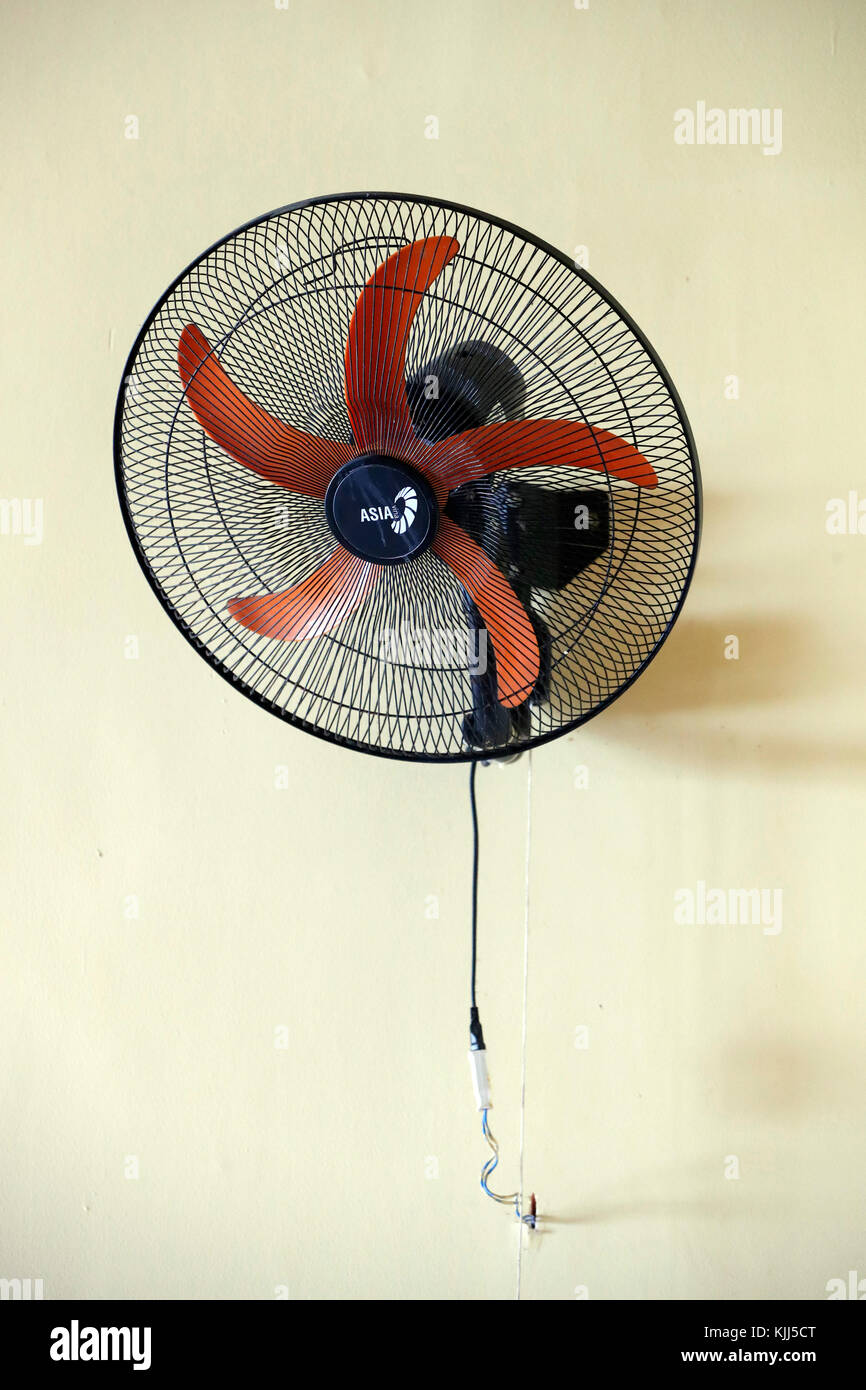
left=324, top=454, right=438, bottom=563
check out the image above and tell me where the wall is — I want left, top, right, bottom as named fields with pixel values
left=1, top=0, right=864, bottom=1300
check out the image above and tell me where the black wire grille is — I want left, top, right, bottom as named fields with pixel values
left=114, top=193, right=700, bottom=761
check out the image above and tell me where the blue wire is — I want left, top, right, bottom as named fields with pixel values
left=480, top=1109, right=520, bottom=1210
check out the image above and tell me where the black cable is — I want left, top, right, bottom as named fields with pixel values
left=470, top=762, right=479, bottom=1006
left=469, top=762, right=485, bottom=1050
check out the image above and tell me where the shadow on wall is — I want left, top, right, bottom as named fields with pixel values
left=622, top=615, right=808, bottom=714
left=536, top=1157, right=765, bottom=1228
left=598, top=610, right=864, bottom=780
left=542, top=1022, right=859, bottom=1229
left=712, top=1031, right=847, bottom=1121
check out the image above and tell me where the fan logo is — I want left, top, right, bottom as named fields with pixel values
left=359, top=486, right=418, bottom=534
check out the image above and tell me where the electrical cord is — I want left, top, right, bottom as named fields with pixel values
left=470, top=760, right=479, bottom=1011
left=469, top=762, right=535, bottom=1227
left=469, top=762, right=485, bottom=1049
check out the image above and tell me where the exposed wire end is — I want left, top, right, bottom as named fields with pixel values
left=480, top=1109, right=536, bottom=1227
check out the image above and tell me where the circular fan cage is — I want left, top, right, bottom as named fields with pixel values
left=114, top=193, right=701, bottom=762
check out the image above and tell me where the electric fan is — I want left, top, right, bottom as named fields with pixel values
left=114, top=193, right=700, bottom=1224
left=115, top=193, right=700, bottom=762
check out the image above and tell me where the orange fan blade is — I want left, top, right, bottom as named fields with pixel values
left=432, top=516, right=540, bottom=709
left=178, top=325, right=351, bottom=497
left=227, top=547, right=378, bottom=641
left=422, top=418, right=658, bottom=492
left=344, top=237, right=460, bottom=454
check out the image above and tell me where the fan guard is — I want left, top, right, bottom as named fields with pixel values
left=114, top=193, right=700, bottom=761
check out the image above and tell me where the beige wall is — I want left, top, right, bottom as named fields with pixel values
left=2, top=0, right=864, bottom=1300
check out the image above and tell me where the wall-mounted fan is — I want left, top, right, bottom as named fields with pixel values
left=115, top=193, right=701, bottom=1222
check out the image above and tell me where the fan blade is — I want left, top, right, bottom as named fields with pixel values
left=228, top=547, right=377, bottom=640
left=344, top=237, right=460, bottom=454
left=422, top=418, right=657, bottom=492
left=178, top=325, right=351, bottom=496
left=432, top=516, right=540, bottom=709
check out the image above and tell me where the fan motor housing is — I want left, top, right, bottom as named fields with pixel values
left=324, top=454, right=439, bottom=563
